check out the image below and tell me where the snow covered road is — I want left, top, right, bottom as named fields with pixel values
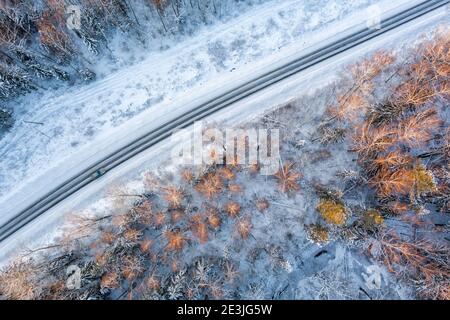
left=0, top=0, right=447, bottom=263
left=2, top=0, right=446, bottom=243
left=0, top=0, right=411, bottom=208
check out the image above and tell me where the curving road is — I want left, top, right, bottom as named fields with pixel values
left=0, top=0, right=448, bottom=243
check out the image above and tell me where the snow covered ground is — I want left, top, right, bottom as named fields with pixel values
left=0, top=0, right=447, bottom=266
left=0, top=0, right=447, bottom=300
left=0, top=0, right=414, bottom=211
